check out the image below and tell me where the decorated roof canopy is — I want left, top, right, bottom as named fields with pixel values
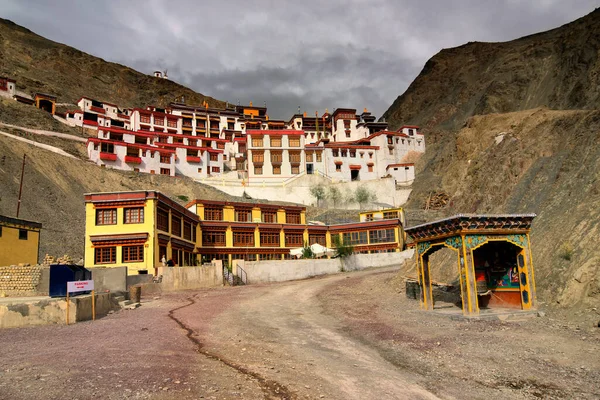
left=405, top=214, right=536, bottom=242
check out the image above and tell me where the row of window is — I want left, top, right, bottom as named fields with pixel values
left=96, top=207, right=144, bottom=225
left=251, top=151, right=301, bottom=164
left=342, top=229, right=396, bottom=245
left=332, top=149, right=373, bottom=159
left=203, top=208, right=300, bottom=224
left=251, top=137, right=301, bottom=147
left=157, top=208, right=197, bottom=241
left=254, top=165, right=300, bottom=175
left=94, top=245, right=143, bottom=264
left=201, top=231, right=312, bottom=247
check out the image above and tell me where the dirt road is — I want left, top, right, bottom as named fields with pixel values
left=1, top=267, right=599, bottom=399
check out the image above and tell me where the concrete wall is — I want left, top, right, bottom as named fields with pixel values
left=0, top=293, right=117, bottom=329
left=239, top=249, right=414, bottom=284
left=199, top=174, right=412, bottom=208
left=92, top=267, right=127, bottom=293
left=158, top=263, right=223, bottom=291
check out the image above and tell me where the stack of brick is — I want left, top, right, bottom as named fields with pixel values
left=0, top=264, right=44, bottom=296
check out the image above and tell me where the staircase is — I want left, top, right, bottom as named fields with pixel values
left=223, top=266, right=247, bottom=286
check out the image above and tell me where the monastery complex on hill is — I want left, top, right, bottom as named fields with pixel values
left=1, top=75, right=425, bottom=186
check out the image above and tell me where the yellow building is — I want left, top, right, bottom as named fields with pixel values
left=84, top=191, right=406, bottom=274
left=359, top=207, right=405, bottom=226
left=84, top=191, right=197, bottom=275
left=0, top=215, right=42, bottom=266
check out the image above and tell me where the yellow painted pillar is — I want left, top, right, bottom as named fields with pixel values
left=223, top=206, right=234, bottom=222
left=300, top=210, right=306, bottom=225
left=420, top=254, right=434, bottom=311
left=325, top=232, right=332, bottom=249
left=456, top=250, right=467, bottom=315
left=277, top=209, right=286, bottom=224
left=280, top=229, right=286, bottom=248
left=303, top=228, right=309, bottom=246
left=251, top=207, right=261, bottom=222
left=225, top=227, right=233, bottom=247
left=461, top=235, right=479, bottom=316
left=517, top=247, right=533, bottom=310
left=526, top=233, right=537, bottom=307
left=198, top=204, right=205, bottom=220
left=254, top=227, right=260, bottom=248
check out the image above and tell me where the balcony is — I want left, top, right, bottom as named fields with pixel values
left=90, top=105, right=105, bottom=114
left=125, top=155, right=142, bottom=164
left=186, top=156, right=201, bottom=163
left=99, top=152, right=117, bottom=161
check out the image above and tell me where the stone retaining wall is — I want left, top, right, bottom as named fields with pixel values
left=0, top=265, right=48, bottom=297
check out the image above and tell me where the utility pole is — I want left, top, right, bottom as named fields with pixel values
left=16, top=154, right=25, bottom=217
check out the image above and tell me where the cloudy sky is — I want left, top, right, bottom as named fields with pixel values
left=2, top=0, right=598, bottom=119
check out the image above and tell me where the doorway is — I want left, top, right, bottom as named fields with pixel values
left=351, top=170, right=359, bottom=181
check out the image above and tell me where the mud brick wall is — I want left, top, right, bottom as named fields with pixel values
left=0, top=264, right=46, bottom=296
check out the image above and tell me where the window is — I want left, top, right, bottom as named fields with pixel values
left=160, top=155, right=171, bottom=164
left=95, top=247, right=116, bottom=264
left=291, top=165, right=299, bottom=174
left=96, top=208, right=117, bottom=225
left=254, top=165, right=263, bottom=175
left=204, top=207, right=223, bottom=221
left=289, top=137, right=300, bottom=147
left=336, top=164, right=341, bottom=172
left=286, top=212, right=301, bottom=224
left=341, top=150, right=347, bottom=157
left=124, top=207, right=144, bottom=224
left=369, top=229, right=396, bottom=244
left=154, top=116, right=164, bottom=126
left=368, top=164, right=374, bottom=173
left=211, top=166, right=220, bottom=173
left=252, top=151, right=264, bottom=163
left=235, top=209, right=252, bottom=222
left=309, top=234, right=326, bottom=246
left=273, top=165, right=281, bottom=175
left=364, top=213, right=374, bottom=221
left=198, top=168, right=202, bottom=174
left=167, top=119, right=177, bottom=128
left=260, top=232, right=280, bottom=246
left=389, top=148, right=394, bottom=155
left=316, top=152, right=322, bottom=162
left=369, top=152, right=373, bottom=159
left=285, top=233, right=303, bottom=247
left=349, top=150, right=356, bottom=158
left=157, top=208, right=169, bottom=231
left=342, top=231, right=368, bottom=245
left=100, top=142, right=114, bottom=153
left=19, top=229, right=28, bottom=240
left=210, top=153, right=219, bottom=162
left=202, top=231, right=225, bottom=246
left=160, top=168, right=170, bottom=175
left=270, top=151, right=282, bottom=163
left=360, top=152, right=364, bottom=158
left=289, top=151, right=301, bottom=163
left=140, top=115, right=151, bottom=124
left=306, top=152, right=313, bottom=162
left=262, top=211, right=277, bottom=223
left=183, top=221, right=192, bottom=241
left=387, top=136, right=393, bottom=145
left=252, top=136, right=263, bottom=147
left=332, top=149, right=339, bottom=157
left=270, top=137, right=282, bottom=147
left=383, top=211, right=399, bottom=219
left=171, top=215, right=181, bottom=236
left=233, top=231, right=254, bottom=246
left=122, top=245, right=144, bottom=262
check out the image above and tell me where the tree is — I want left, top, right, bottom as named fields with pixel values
left=301, top=241, right=314, bottom=259
left=354, top=187, right=374, bottom=210
left=310, top=184, right=326, bottom=207
left=327, top=185, right=342, bottom=208
left=332, top=235, right=354, bottom=272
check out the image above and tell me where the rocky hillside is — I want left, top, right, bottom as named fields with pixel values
left=383, top=9, right=600, bottom=311
left=0, top=18, right=225, bottom=109
left=382, top=8, right=600, bottom=131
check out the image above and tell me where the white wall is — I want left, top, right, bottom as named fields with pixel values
left=238, top=249, right=414, bottom=283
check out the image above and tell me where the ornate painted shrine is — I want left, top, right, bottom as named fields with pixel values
left=405, top=214, right=537, bottom=316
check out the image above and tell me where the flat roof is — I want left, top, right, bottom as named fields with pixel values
left=0, top=215, right=42, bottom=230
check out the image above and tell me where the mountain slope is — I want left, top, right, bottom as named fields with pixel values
left=382, top=9, right=600, bottom=310
left=0, top=18, right=225, bottom=109
left=382, top=8, right=600, bottom=131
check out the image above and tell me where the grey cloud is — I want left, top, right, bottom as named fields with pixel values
left=3, top=0, right=599, bottom=119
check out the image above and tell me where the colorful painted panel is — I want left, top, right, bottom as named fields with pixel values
left=465, top=235, right=487, bottom=249
left=444, top=236, right=462, bottom=249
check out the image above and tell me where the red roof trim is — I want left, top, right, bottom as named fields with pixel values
left=386, top=163, right=414, bottom=169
